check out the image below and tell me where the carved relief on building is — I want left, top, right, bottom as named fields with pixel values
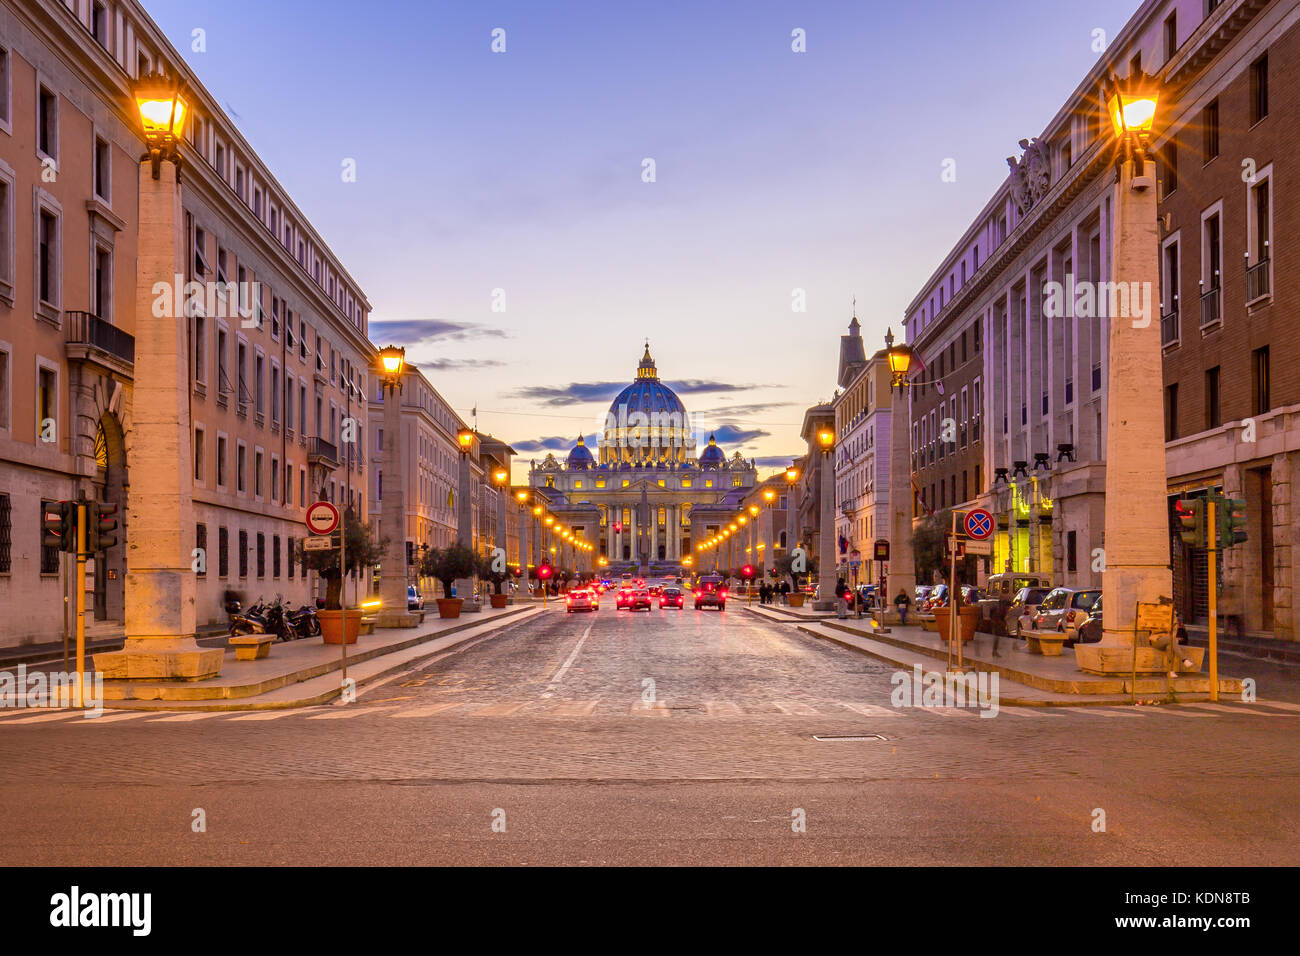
left=1007, top=138, right=1051, bottom=215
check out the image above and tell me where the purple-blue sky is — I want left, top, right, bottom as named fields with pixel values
left=150, top=0, right=1140, bottom=476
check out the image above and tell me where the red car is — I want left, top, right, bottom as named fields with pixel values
left=565, top=589, right=597, bottom=613
left=616, top=588, right=651, bottom=611
left=659, top=586, right=684, bottom=609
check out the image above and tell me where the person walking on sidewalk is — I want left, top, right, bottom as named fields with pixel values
left=835, top=578, right=849, bottom=619
left=894, top=589, right=912, bottom=626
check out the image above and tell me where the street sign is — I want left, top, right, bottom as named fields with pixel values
left=873, top=539, right=890, bottom=561
left=303, top=535, right=336, bottom=552
left=964, top=509, right=994, bottom=540
left=306, top=500, right=340, bottom=536
left=964, top=539, right=993, bottom=555
left=849, top=549, right=861, bottom=568
left=948, top=539, right=966, bottom=558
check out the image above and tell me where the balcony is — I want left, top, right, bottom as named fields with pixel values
left=1246, top=259, right=1270, bottom=303
left=1200, top=285, right=1221, bottom=328
left=64, top=311, right=134, bottom=376
left=1161, top=308, right=1179, bottom=347
left=308, top=437, right=339, bottom=469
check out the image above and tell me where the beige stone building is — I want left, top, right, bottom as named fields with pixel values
left=0, top=0, right=373, bottom=646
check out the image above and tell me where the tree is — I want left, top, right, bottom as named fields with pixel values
left=911, top=509, right=951, bottom=585
left=296, top=510, right=384, bottom=610
left=477, top=551, right=509, bottom=595
left=775, top=551, right=818, bottom=589
left=420, top=544, right=477, bottom=599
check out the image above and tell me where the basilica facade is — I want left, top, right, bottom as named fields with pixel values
left=529, top=347, right=758, bottom=575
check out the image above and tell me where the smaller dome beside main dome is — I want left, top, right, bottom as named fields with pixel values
left=567, top=434, right=594, bottom=469
left=698, top=433, right=726, bottom=467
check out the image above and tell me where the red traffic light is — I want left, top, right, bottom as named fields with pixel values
left=741, top=564, right=755, bottom=579
left=538, top=564, right=553, bottom=579
left=612, top=522, right=623, bottom=533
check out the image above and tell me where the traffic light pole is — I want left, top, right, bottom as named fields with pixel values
left=75, top=500, right=87, bottom=709
left=1207, top=498, right=1218, bottom=703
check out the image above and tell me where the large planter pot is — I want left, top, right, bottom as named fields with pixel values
left=788, top=593, right=806, bottom=608
left=933, top=606, right=979, bottom=643
left=490, top=593, right=509, bottom=609
left=319, top=609, right=362, bottom=645
left=437, top=598, right=464, bottom=619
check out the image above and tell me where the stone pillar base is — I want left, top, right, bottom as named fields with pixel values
left=376, top=610, right=422, bottom=629
left=93, top=638, right=223, bottom=681
left=1076, top=642, right=1205, bottom=675
left=812, top=600, right=837, bottom=611
left=461, top=599, right=484, bottom=613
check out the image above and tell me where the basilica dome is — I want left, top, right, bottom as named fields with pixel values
left=600, top=344, right=693, bottom=464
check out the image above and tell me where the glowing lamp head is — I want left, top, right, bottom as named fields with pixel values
left=134, top=72, right=187, bottom=148
left=544, top=516, right=554, bottom=527
left=737, top=515, right=747, bottom=526
left=533, top=505, right=542, bottom=516
left=457, top=428, right=474, bottom=451
left=763, top=489, right=776, bottom=502
left=516, top=490, right=528, bottom=504
left=748, top=505, right=760, bottom=516
left=1105, top=70, right=1160, bottom=140
left=493, top=468, right=508, bottom=485
left=816, top=428, right=835, bottom=450
left=786, top=465, right=799, bottom=484
left=377, top=345, right=405, bottom=382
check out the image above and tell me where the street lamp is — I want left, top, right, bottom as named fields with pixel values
left=134, top=71, right=188, bottom=179
left=457, top=428, right=475, bottom=453
left=882, top=326, right=918, bottom=623
left=375, top=344, right=416, bottom=627
left=813, top=425, right=837, bottom=610
left=377, top=345, right=405, bottom=384
left=885, top=327, right=914, bottom=389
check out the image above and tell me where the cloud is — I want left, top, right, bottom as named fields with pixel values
left=754, top=455, right=801, bottom=468
left=414, top=357, right=506, bottom=371
left=711, top=425, right=769, bottom=445
left=511, top=382, right=625, bottom=406
left=697, top=401, right=797, bottom=418
left=511, top=434, right=598, bottom=453
left=666, top=380, right=785, bottom=394
left=369, top=318, right=508, bottom=345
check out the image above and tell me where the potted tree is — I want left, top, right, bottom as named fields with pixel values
left=422, top=544, right=477, bottom=618
left=478, top=553, right=510, bottom=608
left=297, top=512, right=383, bottom=644
left=776, top=553, right=817, bottom=607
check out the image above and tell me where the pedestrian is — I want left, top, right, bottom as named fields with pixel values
left=835, top=578, right=849, bottom=619
left=760, top=582, right=770, bottom=605
left=894, top=588, right=912, bottom=626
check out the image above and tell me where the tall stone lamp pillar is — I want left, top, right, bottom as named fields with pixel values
left=456, top=429, right=481, bottom=611
left=377, top=347, right=419, bottom=628
left=96, top=81, right=223, bottom=681
left=813, top=428, right=837, bottom=610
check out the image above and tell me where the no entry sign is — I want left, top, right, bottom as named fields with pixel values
left=306, top=500, right=340, bottom=536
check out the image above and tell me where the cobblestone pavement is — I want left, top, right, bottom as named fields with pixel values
left=2, top=603, right=1297, bottom=864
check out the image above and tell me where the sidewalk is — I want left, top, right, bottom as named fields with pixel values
left=746, top=603, right=1246, bottom=704
left=91, top=603, right=542, bottom=708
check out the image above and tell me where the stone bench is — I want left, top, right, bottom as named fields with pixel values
left=229, top=634, right=274, bottom=661
left=1025, top=631, right=1067, bottom=656
left=359, top=617, right=377, bottom=635
left=919, top=614, right=939, bottom=632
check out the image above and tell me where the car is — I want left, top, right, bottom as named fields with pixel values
left=1075, top=594, right=1104, bottom=645
left=648, top=584, right=663, bottom=596
left=694, top=574, right=727, bottom=610
left=1032, top=587, right=1102, bottom=638
left=1006, top=586, right=1054, bottom=638
left=565, top=589, right=597, bottom=613
left=407, top=585, right=424, bottom=611
left=659, top=586, right=684, bottom=609
left=615, top=587, right=634, bottom=610
left=626, top=588, right=652, bottom=611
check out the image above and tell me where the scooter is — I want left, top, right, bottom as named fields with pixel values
left=229, top=598, right=270, bottom=638
left=287, top=604, right=321, bottom=638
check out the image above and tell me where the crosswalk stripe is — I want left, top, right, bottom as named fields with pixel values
left=704, top=700, right=744, bottom=717
left=306, top=706, right=392, bottom=720
left=226, top=710, right=300, bottom=721
left=468, top=702, right=525, bottom=717
left=1255, top=700, right=1300, bottom=714
left=1085, top=708, right=1147, bottom=718
left=546, top=700, right=600, bottom=717
left=772, top=701, right=822, bottom=716
left=838, top=702, right=902, bottom=718
left=148, top=712, right=223, bottom=722
left=1147, top=707, right=1215, bottom=717
left=0, top=710, right=83, bottom=724
left=387, top=702, right=462, bottom=718
left=79, top=711, right=153, bottom=723
left=919, top=706, right=978, bottom=718
left=629, top=702, right=669, bottom=716
left=1181, top=702, right=1265, bottom=715
left=996, top=707, right=1059, bottom=717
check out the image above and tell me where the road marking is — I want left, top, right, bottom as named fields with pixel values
left=704, top=700, right=744, bottom=717
left=1085, top=708, right=1147, bottom=718
left=306, top=706, right=392, bottom=720
left=838, top=702, right=902, bottom=718
left=772, top=700, right=822, bottom=716
left=1181, top=702, right=1266, bottom=716
left=148, top=712, right=223, bottom=722
left=547, top=622, right=594, bottom=686
left=1255, top=700, right=1300, bottom=714
left=1147, top=707, right=1214, bottom=718
left=226, top=710, right=300, bottom=721
left=630, top=701, right=669, bottom=716
left=546, top=699, right=600, bottom=717
left=995, top=708, right=1059, bottom=718
left=78, top=711, right=153, bottom=723
left=919, top=706, right=978, bottom=718
left=388, top=702, right=463, bottom=718
left=468, top=702, right=525, bottom=717
left=0, top=710, right=84, bottom=724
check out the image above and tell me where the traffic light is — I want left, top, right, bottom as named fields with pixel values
left=741, top=564, right=755, bottom=580
left=612, top=522, right=623, bottom=534
left=1218, top=497, right=1248, bottom=549
left=42, top=501, right=76, bottom=554
left=87, top=501, right=119, bottom=552
left=1175, top=498, right=1207, bottom=548
left=538, top=563, right=553, bottom=580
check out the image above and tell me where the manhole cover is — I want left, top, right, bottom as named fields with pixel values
left=812, top=734, right=887, bottom=742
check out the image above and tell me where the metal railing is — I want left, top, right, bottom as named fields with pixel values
left=308, top=437, right=338, bottom=465
left=65, top=311, right=134, bottom=364
left=1247, top=259, right=1270, bottom=301
left=1200, top=286, right=1221, bottom=327
left=1161, top=308, right=1179, bottom=346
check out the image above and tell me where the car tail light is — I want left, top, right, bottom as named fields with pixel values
left=720, top=589, right=728, bottom=598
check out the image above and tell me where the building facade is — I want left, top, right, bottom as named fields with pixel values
left=0, top=0, right=372, bottom=646
left=528, top=345, right=758, bottom=576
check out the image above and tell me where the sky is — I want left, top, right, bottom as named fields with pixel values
left=149, top=0, right=1142, bottom=479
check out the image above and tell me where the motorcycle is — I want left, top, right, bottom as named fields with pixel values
left=261, top=597, right=299, bottom=643
left=229, top=597, right=270, bottom=638
left=287, top=604, right=321, bottom=638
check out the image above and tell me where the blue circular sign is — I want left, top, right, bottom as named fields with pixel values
left=965, top=509, right=994, bottom=540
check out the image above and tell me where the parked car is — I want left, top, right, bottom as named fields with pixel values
left=695, top=574, right=728, bottom=611
left=978, top=572, right=1052, bottom=635
left=1006, top=586, right=1055, bottom=638
left=407, top=586, right=424, bottom=611
left=565, top=589, right=598, bottom=613
left=915, top=585, right=934, bottom=608
left=659, top=586, right=684, bottom=609
left=1032, top=587, right=1102, bottom=638
left=1075, top=594, right=1104, bottom=645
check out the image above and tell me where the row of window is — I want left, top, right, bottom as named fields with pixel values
left=913, top=379, right=983, bottom=471
left=550, top=475, right=742, bottom=491
left=196, top=523, right=299, bottom=581
left=918, top=467, right=984, bottom=515
left=1164, top=346, right=1271, bottom=442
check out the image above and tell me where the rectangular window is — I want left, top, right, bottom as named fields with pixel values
left=216, top=434, right=227, bottom=488
left=195, top=523, right=207, bottom=577
left=0, top=45, right=9, bottom=129
left=254, top=353, right=265, bottom=417
left=218, top=526, right=229, bottom=577
left=1205, top=366, right=1221, bottom=430
left=94, top=245, right=111, bottom=321
left=237, top=443, right=246, bottom=493
left=38, top=209, right=58, bottom=305
left=1253, top=347, right=1270, bottom=416
left=1164, top=11, right=1178, bottom=60
left=37, top=366, right=56, bottom=431
left=0, top=493, right=10, bottom=573
left=194, top=426, right=205, bottom=482
left=1251, top=53, right=1268, bottom=125
left=38, top=85, right=57, bottom=160
left=255, top=450, right=264, bottom=497
left=1203, top=99, right=1219, bottom=162
left=256, top=533, right=265, bottom=578
left=0, top=177, right=11, bottom=290
left=1067, top=530, right=1078, bottom=574
left=0, top=349, right=8, bottom=430
left=93, top=136, right=110, bottom=201
left=271, top=456, right=280, bottom=503
left=287, top=537, right=295, bottom=579
left=239, top=529, right=249, bottom=577
left=271, top=364, right=280, bottom=424
left=272, top=535, right=281, bottom=578
left=1162, top=141, right=1177, bottom=196
left=40, top=500, right=59, bottom=574
left=1165, top=383, right=1178, bottom=442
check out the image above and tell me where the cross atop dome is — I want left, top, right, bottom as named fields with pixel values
left=636, top=341, right=658, bottom=380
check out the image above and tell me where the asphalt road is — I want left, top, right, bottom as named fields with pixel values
left=2, top=600, right=1298, bottom=865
